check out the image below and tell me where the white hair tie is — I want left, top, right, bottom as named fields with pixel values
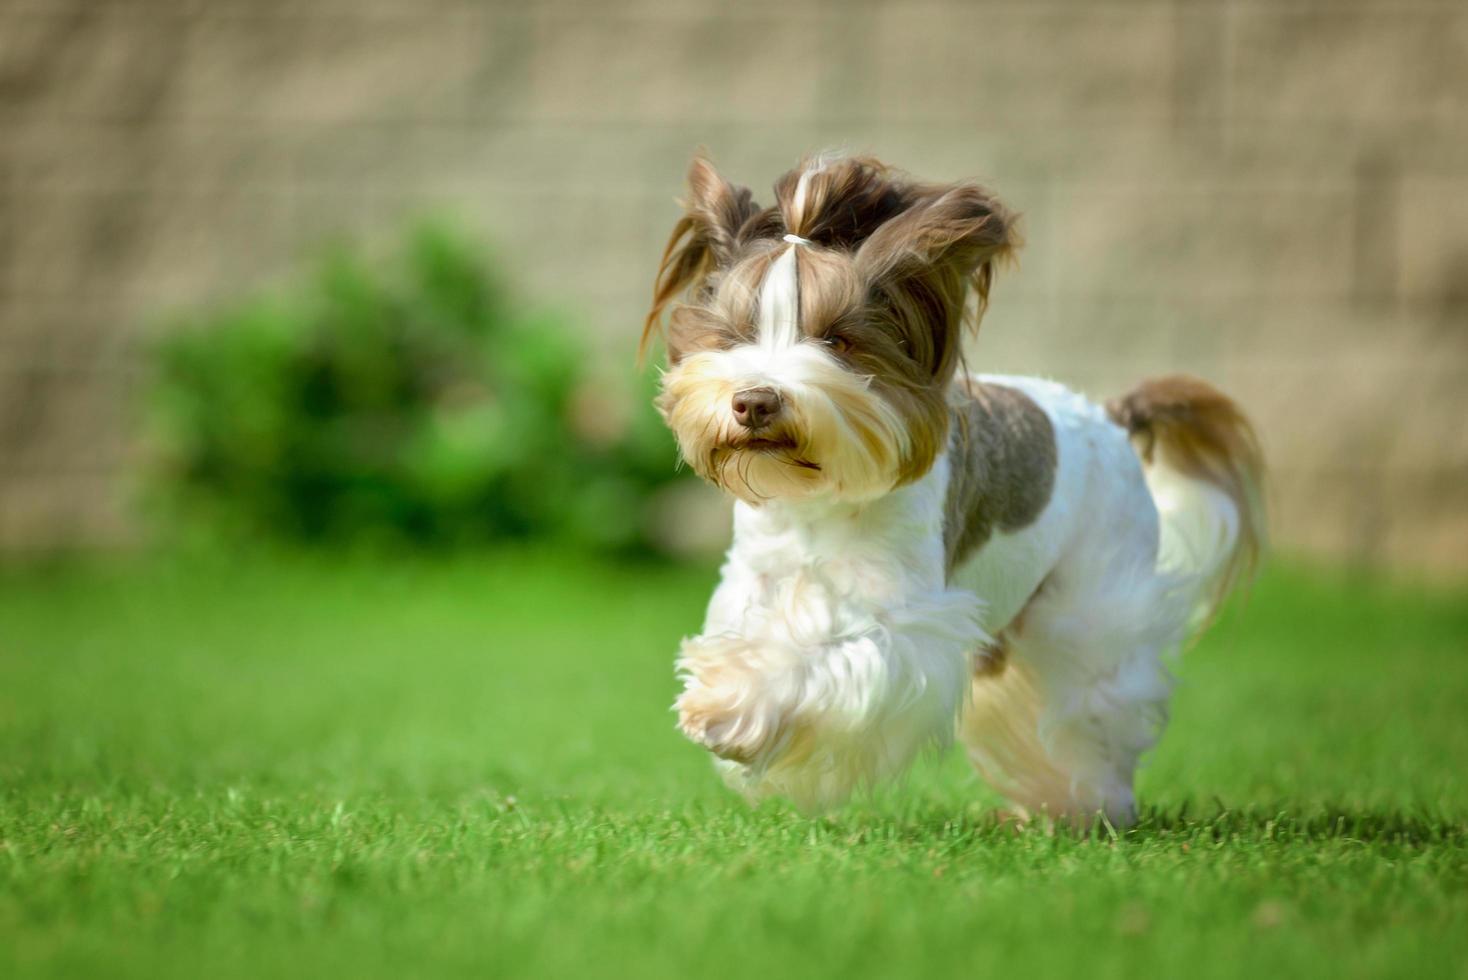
left=783, top=234, right=812, bottom=246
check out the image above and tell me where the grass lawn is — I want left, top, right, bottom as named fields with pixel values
left=1, top=551, right=1465, bottom=979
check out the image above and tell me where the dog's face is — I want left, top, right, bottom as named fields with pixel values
left=645, top=155, right=1016, bottom=504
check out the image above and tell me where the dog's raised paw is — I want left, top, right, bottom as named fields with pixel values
left=675, top=686, right=771, bottom=764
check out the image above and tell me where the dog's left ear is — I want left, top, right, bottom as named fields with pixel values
left=642, top=155, right=762, bottom=359
left=854, top=184, right=1018, bottom=379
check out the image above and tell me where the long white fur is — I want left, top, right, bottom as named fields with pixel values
left=681, top=366, right=1239, bottom=821
left=757, top=245, right=801, bottom=353
left=684, top=456, right=988, bottom=810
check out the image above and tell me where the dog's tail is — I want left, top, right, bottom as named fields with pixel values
left=1107, top=375, right=1266, bottom=629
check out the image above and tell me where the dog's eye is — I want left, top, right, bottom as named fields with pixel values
left=824, top=335, right=852, bottom=355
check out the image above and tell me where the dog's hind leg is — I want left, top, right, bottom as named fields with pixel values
left=959, top=558, right=1188, bottom=829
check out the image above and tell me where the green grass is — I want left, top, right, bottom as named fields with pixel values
left=1, top=552, right=1465, bottom=979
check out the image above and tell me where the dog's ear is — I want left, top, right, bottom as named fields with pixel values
left=854, top=184, right=1018, bottom=380
left=642, top=155, right=761, bottom=360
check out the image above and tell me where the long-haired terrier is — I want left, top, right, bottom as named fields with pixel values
left=643, top=153, right=1265, bottom=825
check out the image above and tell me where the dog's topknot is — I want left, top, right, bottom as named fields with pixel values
left=772, top=154, right=915, bottom=248
left=644, top=152, right=1020, bottom=360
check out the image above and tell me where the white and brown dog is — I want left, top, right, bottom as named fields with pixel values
left=644, top=154, right=1265, bottom=825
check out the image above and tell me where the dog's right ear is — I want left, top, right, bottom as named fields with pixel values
left=641, top=155, right=761, bottom=360
left=853, top=183, right=1018, bottom=382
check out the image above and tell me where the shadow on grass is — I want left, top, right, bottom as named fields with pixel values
left=817, top=800, right=1467, bottom=848
left=1127, top=802, right=1466, bottom=845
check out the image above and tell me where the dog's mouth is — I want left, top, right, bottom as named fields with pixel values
left=716, top=435, right=821, bottom=471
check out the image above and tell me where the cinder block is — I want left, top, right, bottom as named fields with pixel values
left=177, top=9, right=487, bottom=124
left=526, top=6, right=825, bottom=124
left=1397, top=174, right=1468, bottom=314
left=4, top=119, right=165, bottom=190
left=6, top=188, right=221, bottom=308
left=0, top=364, right=131, bottom=469
left=0, top=6, right=188, bottom=123
left=1376, top=466, right=1468, bottom=572
left=1229, top=5, right=1468, bottom=125
left=1209, top=345, right=1468, bottom=496
left=1267, top=463, right=1388, bottom=566
left=1048, top=180, right=1357, bottom=301
left=868, top=3, right=1176, bottom=125
left=1368, top=357, right=1468, bottom=472
left=0, top=469, right=130, bottom=551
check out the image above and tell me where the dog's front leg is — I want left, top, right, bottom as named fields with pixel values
left=674, top=633, right=800, bottom=766
left=675, top=582, right=987, bottom=803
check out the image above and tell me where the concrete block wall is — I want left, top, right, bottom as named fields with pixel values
left=1, top=0, right=1465, bottom=569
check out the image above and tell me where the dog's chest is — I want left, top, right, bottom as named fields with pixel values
left=708, top=473, right=951, bottom=637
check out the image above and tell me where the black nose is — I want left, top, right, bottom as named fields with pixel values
left=732, top=388, right=781, bottom=429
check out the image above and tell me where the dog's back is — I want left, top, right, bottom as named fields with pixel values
left=949, top=371, right=1264, bottom=824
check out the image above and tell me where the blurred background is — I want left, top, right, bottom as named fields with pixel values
left=3, top=10, right=1467, bottom=973
left=1, top=0, right=1466, bottom=571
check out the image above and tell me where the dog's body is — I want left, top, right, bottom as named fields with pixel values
left=646, top=155, right=1264, bottom=824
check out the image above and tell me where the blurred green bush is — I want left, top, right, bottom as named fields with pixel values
left=145, top=224, right=685, bottom=553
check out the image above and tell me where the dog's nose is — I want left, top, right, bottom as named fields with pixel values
left=732, top=388, right=781, bottom=429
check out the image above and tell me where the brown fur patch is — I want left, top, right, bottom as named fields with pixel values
left=1106, top=373, right=1267, bottom=615
left=943, top=382, right=1057, bottom=575
left=642, top=155, right=764, bottom=360
left=973, top=636, right=1010, bottom=678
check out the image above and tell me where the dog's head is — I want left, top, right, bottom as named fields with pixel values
left=644, top=153, right=1017, bottom=504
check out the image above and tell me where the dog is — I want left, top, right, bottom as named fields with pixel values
left=642, top=153, right=1265, bottom=825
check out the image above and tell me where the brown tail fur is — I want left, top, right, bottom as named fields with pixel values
left=1107, top=374, right=1267, bottom=620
